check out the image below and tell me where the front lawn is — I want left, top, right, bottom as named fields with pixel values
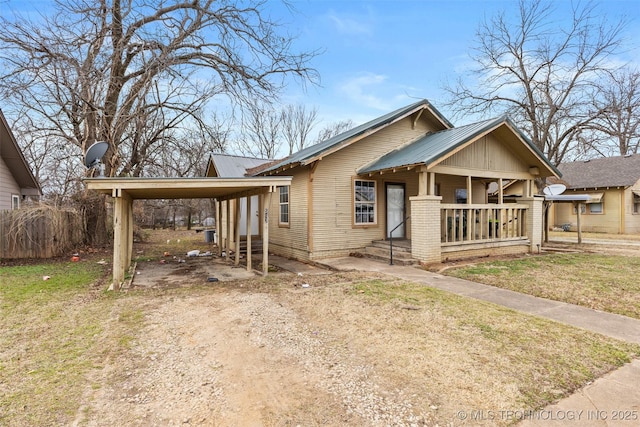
left=445, top=253, right=640, bottom=319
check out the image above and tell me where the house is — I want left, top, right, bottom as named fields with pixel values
left=231, top=99, right=560, bottom=265
left=552, top=154, right=640, bottom=234
left=0, top=110, right=41, bottom=210
left=206, top=153, right=271, bottom=236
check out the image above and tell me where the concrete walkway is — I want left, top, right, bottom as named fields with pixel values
left=313, top=257, right=640, bottom=427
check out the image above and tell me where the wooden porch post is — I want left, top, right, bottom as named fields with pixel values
left=246, top=196, right=252, bottom=271
left=418, top=167, right=428, bottom=195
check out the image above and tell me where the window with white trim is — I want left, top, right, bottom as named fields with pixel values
left=279, top=186, right=289, bottom=224
left=11, top=194, right=20, bottom=210
left=354, top=179, right=376, bottom=224
left=634, top=193, right=640, bottom=214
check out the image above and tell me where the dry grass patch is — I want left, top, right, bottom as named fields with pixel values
left=277, top=277, right=639, bottom=425
left=0, top=258, right=149, bottom=426
left=445, top=253, right=640, bottom=319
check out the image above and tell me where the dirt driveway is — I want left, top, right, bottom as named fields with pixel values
left=75, top=241, right=638, bottom=426
left=80, top=259, right=435, bottom=426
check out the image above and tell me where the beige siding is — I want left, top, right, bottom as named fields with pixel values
left=267, top=167, right=310, bottom=259
left=440, top=134, right=528, bottom=173
left=553, top=189, right=623, bottom=233
left=309, top=116, right=436, bottom=258
left=0, top=156, right=20, bottom=210
left=623, top=185, right=640, bottom=234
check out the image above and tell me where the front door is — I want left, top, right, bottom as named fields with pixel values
left=386, top=183, right=405, bottom=239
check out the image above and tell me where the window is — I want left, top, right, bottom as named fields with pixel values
left=455, top=188, right=467, bottom=204
left=279, top=186, right=289, bottom=225
left=634, top=193, right=640, bottom=214
left=354, top=179, right=376, bottom=224
left=11, top=195, right=19, bottom=210
left=589, top=203, right=603, bottom=214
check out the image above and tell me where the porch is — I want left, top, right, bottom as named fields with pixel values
left=440, top=203, right=528, bottom=244
left=365, top=203, right=532, bottom=264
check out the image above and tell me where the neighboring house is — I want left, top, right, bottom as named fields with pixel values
left=206, top=153, right=271, bottom=236
left=218, top=99, right=559, bottom=265
left=0, top=110, right=41, bottom=210
left=552, top=154, right=640, bottom=234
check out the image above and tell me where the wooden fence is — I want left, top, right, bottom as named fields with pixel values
left=0, top=206, right=85, bottom=259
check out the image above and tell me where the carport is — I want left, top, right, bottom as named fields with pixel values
left=84, top=176, right=292, bottom=289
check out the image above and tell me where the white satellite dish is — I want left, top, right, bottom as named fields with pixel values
left=84, top=141, right=108, bottom=176
left=543, top=183, right=566, bottom=196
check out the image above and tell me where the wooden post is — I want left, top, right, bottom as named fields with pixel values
left=215, top=200, right=222, bottom=256
left=576, top=202, right=583, bottom=244
left=262, top=191, right=272, bottom=276
left=429, top=172, right=436, bottom=196
left=246, top=196, right=252, bottom=271
left=234, top=198, right=241, bottom=266
left=111, top=189, right=132, bottom=290
left=226, top=199, right=231, bottom=261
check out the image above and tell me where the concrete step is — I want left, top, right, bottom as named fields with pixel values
left=362, top=245, right=419, bottom=266
left=370, top=239, right=412, bottom=253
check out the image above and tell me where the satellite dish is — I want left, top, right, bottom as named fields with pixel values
left=84, top=141, right=108, bottom=176
left=543, top=183, right=566, bottom=196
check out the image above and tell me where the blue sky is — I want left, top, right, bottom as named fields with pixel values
left=2, top=0, right=639, bottom=133
left=273, top=0, right=640, bottom=129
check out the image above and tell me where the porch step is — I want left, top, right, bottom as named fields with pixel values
left=361, top=240, right=418, bottom=266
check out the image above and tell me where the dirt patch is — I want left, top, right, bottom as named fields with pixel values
left=130, top=256, right=256, bottom=289
left=81, top=276, right=433, bottom=426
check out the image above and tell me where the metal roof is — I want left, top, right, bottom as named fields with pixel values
left=257, top=99, right=452, bottom=175
left=358, top=116, right=560, bottom=176
left=558, top=154, right=640, bottom=188
left=207, top=153, right=270, bottom=177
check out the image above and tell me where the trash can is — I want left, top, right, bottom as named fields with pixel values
left=204, top=229, right=216, bottom=243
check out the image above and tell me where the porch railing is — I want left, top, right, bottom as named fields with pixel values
left=440, top=204, right=527, bottom=244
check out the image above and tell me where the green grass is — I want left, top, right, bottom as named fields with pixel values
left=445, top=253, right=640, bottom=319
left=0, top=259, right=141, bottom=426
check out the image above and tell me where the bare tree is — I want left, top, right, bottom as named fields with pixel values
left=315, top=119, right=354, bottom=143
left=237, top=101, right=283, bottom=159
left=443, top=0, right=627, bottom=165
left=0, top=0, right=318, bottom=184
left=587, top=69, right=640, bottom=156
left=281, top=104, right=319, bottom=154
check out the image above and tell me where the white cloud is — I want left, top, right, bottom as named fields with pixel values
left=339, top=73, right=416, bottom=111
left=327, top=10, right=373, bottom=37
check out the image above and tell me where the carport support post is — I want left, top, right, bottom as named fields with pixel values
left=215, top=200, right=222, bottom=256
left=234, top=198, right=241, bottom=266
left=111, top=189, right=133, bottom=290
left=262, top=191, right=272, bottom=276
left=226, top=200, right=231, bottom=261
left=246, top=196, right=252, bottom=271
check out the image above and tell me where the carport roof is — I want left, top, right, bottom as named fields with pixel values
left=84, top=176, right=292, bottom=200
